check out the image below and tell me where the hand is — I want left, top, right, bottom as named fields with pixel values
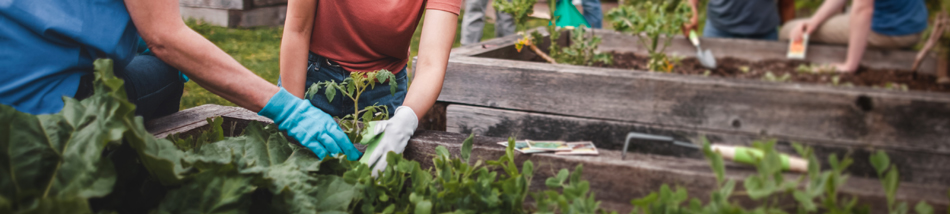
left=365, top=106, right=418, bottom=176
left=681, top=15, right=699, bottom=38
left=789, top=21, right=815, bottom=42
left=833, top=63, right=858, bottom=73
left=258, top=88, right=361, bottom=160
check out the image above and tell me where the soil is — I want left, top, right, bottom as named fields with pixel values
left=580, top=52, right=950, bottom=93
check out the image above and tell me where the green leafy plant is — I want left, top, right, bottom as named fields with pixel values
left=555, top=26, right=613, bottom=66
left=628, top=138, right=937, bottom=214
left=763, top=71, right=792, bottom=82
left=305, top=70, right=397, bottom=144
left=497, top=0, right=611, bottom=66
left=608, top=1, right=690, bottom=72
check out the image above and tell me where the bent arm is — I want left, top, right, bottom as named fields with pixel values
left=402, top=10, right=458, bottom=119
left=124, top=0, right=278, bottom=111
left=842, top=0, right=874, bottom=71
left=280, top=0, right=318, bottom=98
left=807, top=0, right=848, bottom=28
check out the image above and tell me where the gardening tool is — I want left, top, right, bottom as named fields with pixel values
left=622, top=132, right=807, bottom=173
left=687, top=30, right=717, bottom=69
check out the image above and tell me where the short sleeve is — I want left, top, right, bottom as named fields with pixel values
left=426, top=0, right=461, bottom=15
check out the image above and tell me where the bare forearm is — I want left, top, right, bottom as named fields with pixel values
left=125, top=0, right=277, bottom=112
left=279, top=0, right=316, bottom=98
left=279, top=34, right=312, bottom=98
left=151, top=27, right=278, bottom=111
left=844, top=0, right=874, bottom=69
left=403, top=10, right=457, bottom=119
left=808, top=0, right=847, bottom=26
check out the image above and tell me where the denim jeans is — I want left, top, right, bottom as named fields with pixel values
left=115, top=55, right=184, bottom=120
left=703, top=19, right=778, bottom=41
left=297, top=53, right=408, bottom=118
left=581, top=0, right=603, bottom=29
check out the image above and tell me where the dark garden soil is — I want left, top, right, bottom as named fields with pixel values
left=584, top=52, right=950, bottom=93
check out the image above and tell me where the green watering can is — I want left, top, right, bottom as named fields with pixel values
left=553, top=0, right=590, bottom=28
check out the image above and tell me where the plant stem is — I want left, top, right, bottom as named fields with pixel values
left=530, top=44, right=558, bottom=64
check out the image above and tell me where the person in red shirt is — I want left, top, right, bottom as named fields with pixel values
left=279, top=0, right=461, bottom=174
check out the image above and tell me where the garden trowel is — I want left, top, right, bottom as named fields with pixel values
left=622, top=132, right=807, bottom=173
left=688, top=30, right=717, bottom=69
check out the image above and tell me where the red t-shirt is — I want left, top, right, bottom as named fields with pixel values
left=309, top=0, right=461, bottom=73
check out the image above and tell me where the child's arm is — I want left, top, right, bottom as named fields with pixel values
left=279, top=0, right=318, bottom=98
left=403, top=9, right=459, bottom=119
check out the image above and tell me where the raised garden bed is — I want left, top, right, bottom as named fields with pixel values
left=433, top=28, right=950, bottom=187
left=147, top=104, right=949, bottom=213
left=179, top=0, right=287, bottom=27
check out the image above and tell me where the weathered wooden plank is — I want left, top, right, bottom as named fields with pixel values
left=179, top=5, right=286, bottom=28
left=145, top=106, right=949, bottom=213
left=596, top=29, right=938, bottom=75
left=445, top=104, right=950, bottom=185
left=439, top=55, right=950, bottom=155
left=468, top=28, right=938, bottom=75
left=406, top=130, right=949, bottom=213
left=230, top=5, right=286, bottom=27
left=252, top=0, right=287, bottom=7
left=179, top=0, right=246, bottom=10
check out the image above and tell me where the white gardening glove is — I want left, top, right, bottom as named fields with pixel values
left=366, top=106, right=418, bottom=177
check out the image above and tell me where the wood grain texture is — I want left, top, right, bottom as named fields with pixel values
left=439, top=56, right=950, bottom=155
left=406, top=130, right=950, bottom=213
left=179, top=5, right=286, bottom=28
left=179, top=0, right=246, bottom=10
left=251, top=0, right=287, bottom=7
left=445, top=104, right=950, bottom=185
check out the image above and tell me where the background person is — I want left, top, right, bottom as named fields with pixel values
left=279, top=0, right=460, bottom=173
left=682, top=0, right=796, bottom=40
left=461, top=0, right=516, bottom=45
left=0, top=0, right=360, bottom=161
left=780, top=0, right=929, bottom=73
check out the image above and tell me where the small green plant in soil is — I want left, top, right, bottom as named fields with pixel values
left=608, top=0, right=690, bottom=72
left=555, top=26, right=613, bottom=66
left=304, top=70, right=397, bottom=144
left=628, top=138, right=939, bottom=214
left=496, top=0, right=611, bottom=66
left=763, top=71, right=792, bottom=82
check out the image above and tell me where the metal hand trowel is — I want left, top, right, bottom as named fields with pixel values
left=688, top=30, right=717, bottom=69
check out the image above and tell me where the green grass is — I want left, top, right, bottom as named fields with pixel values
left=181, top=15, right=547, bottom=110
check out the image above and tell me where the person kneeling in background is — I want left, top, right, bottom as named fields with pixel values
left=780, top=0, right=928, bottom=73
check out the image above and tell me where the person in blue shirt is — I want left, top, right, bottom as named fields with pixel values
left=0, top=0, right=449, bottom=161
left=681, top=0, right=796, bottom=41
left=779, top=0, right=928, bottom=73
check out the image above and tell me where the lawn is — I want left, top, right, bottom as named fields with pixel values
left=181, top=16, right=549, bottom=110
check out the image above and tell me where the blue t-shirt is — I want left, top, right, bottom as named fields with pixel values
left=872, top=0, right=928, bottom=36
left=706, top=0, right=781, bottom=36
left=0, top=0, right=138, bottom=114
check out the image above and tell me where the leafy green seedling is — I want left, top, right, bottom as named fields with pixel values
left=306, top=70, right=397, bottom=144
left=762, top=71, right=791, bottom=82
left=607, top=1, right=690, bottom=72
left=739, top=66, right=750, bottom=73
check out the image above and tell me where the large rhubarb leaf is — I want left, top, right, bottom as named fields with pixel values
left=0, top=59, right=131, bottom=213
left=162, top=121, right=357, bottom=214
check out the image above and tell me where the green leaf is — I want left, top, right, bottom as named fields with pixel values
left=153, top=170, right=256, bottom=214
left=870, top=150, right=890, bottom=176
left=915, top=201, right=933, bottom=214
left=461, top=133, right=474, bottom=163
left=324, top=82, right=338, bottom=102
left=435, top=146, right=450, bottom=159
left=0, top=59, right=135, bottom=212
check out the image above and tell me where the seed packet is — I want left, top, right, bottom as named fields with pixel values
left=497, top=141, right=548, bottom=153
left=527, top=140, right=572, bottom=152
left=556, top=141, right=599, bottom=155
left=787, top=34, right=809, bottom=59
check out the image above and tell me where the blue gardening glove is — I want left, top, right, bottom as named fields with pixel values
left=258, top=88, right=361, bottom=160
left=365, top=106, right=418, bottom=176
